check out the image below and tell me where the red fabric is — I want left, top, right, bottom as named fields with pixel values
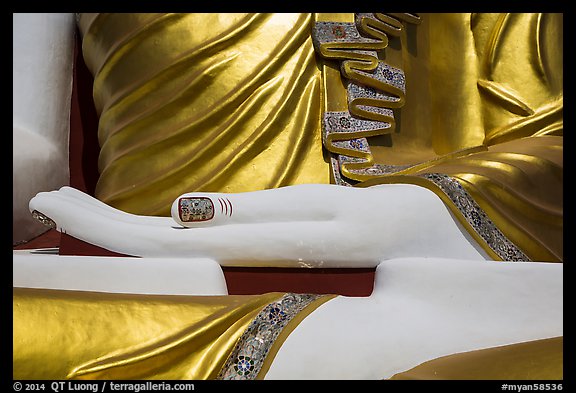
left=69, top=28, right=100, bottom=196
left=13, top=229, right=61, bottom=250
left=59, top=233, right=129, bottom=257
left=223, top=267, right=375, bottom=296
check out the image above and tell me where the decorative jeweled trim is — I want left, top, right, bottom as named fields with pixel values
left=313, top=14, right=419, bottom=184
left=420, top=173, right=530, bottom=262
left=350, top=62, right=406, bottom=93
left=348, top=83, right=400, bottom=104
left=178, top=197, right=215, bottom=222
left=323, top=111, right=392, bottom=142
left=217, top=293, right=326, bottom=380
left=332, top=138, right=370, bottom=154
left=347, top=81, right=400, bottom=107
left=346, top=163, right=411, bottom=176
left=331, top=154, right=357, bottom=186
left=31, top=210, right=56, bottom=229
left=312, top=22, right=381, bottom=47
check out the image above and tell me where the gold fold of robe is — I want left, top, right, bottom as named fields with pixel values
left=77, top=13, right=330, bottom=216
left=357, top=135, right=563, bottom=262
left=315, top=13, right=563, bottom=262
left=389, top=336, right=563, bottom=380
left=13, top=287, right=334, bottom=380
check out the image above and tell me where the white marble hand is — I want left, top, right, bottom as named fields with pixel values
left=29, top=184, right=488, bottom=267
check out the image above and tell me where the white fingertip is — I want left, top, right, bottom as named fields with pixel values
left=171, top=197, right=185, bottom=227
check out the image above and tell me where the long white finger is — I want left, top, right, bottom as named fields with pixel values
left=56, top=186, right=170, bottom=226
left=171, top=184, right=341, bottom=227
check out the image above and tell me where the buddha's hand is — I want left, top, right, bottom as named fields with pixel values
left=29, top=184, right=486, bottom=267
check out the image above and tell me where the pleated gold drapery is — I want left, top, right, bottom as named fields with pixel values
left=77, top=13, right=330, bottom=216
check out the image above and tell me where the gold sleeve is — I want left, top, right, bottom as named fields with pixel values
left=13, top=287, right=333, bottom=380
left=315, top=13, right=562, bottom=262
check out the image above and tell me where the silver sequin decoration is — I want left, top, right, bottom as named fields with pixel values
left=332, top=138, right=370, bottom=154
left=339, top=155, right=368, bottom=164
left=347, top=81, right=400, bottom=106
left=312, top=22, right=381, bottom=48
left=217, top=293, right=326, bottom=380
left=323, top=111, right=391, bottom=141
left=420, top=173, right=530, bottom=262
left=347, top=163, right=411, bottom=176
left=349, top=62, right=406, bottom=93
left=178, top=197, right=214, bottom=222
left=31, top=210, right=56, bottom=229
left=330, top=154, right=357, bottom=186
left=313, top=16, right=410, bottom=184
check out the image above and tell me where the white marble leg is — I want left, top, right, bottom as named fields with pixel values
left=266, top=257, right=562, bottom=379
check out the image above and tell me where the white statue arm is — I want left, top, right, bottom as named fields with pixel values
left=29, top=183, right=488, bottom=267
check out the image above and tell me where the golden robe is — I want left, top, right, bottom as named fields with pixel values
left=77, top=13, right=562, bottom=262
